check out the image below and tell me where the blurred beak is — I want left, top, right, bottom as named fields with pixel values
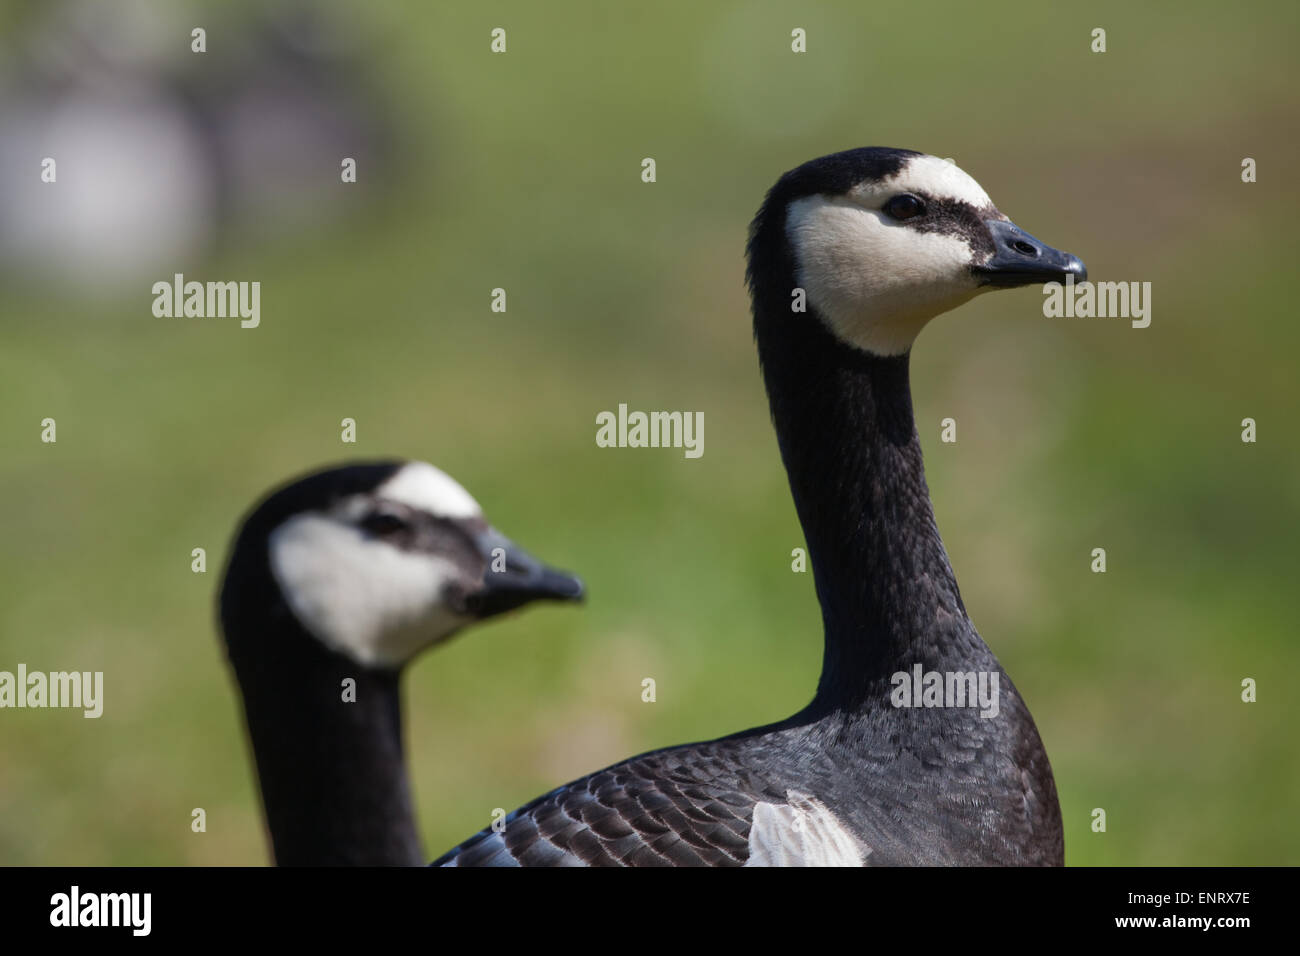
left=972, top=219, right=1087, bottom=288
left=464, top=528, right=585, bottom=619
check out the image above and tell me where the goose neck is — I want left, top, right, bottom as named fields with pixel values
left=227, top=619, right=424, bottom=866
left=757, top=316, right=981, bottom=712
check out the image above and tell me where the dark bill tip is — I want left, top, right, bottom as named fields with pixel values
left=464, top=529, right=585, bottom=619
left=972, top=218, right=1086, bottom=288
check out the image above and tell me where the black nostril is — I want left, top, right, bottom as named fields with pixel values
left=1011, top=240, right=1038, bottom=257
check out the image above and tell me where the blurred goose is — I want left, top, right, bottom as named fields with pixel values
left=219, top=460, right=583, bottom=865
left=437, top=148, right=1083, bottom=866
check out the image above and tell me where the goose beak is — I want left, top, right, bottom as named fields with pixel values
left=972, top=219, right=1087, bottom=288
left=464, top=528, right=585, bottom=619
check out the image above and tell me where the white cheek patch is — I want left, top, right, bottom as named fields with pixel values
left=849, top=154, right=995, bottom=210
left=377, top=462, right=481, bottom=520
left=745, top=790, right=870, bottom=866
left=786, top=195, right=980, bottom=356
left=268, top=512, right=469, bottom=668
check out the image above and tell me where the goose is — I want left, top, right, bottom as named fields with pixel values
left=437, top=148, right=1083, bottom=866
left=218, top=459, right=583, bottom=866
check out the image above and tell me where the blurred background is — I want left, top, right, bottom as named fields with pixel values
left=0, top=0, right=1296, bottom=865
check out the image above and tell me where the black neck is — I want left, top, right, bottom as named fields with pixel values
left=221, top=571, right=423, bottom=866
left=754, top=303, right=988, bottom=713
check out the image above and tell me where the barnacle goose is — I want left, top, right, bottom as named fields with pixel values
left=219, top=460, right=583, bottom=865
left=437, top=148, right=1084, bottom=866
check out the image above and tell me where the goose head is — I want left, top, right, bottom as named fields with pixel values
left=747, top=147, right=1086, bottom=356
left=219, top=460, right=582, bottom=865
left=222, top=459, right=583, bottom=672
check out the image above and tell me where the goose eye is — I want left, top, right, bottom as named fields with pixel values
left=359, top=511, right=408, bottom=536
left=883, top=194, right=926, bottom=221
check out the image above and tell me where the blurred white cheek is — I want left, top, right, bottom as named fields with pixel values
left=268, top=514, right=466, bottom=667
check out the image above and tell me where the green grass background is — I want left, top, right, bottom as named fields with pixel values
left=1, top=0, right=1296, bottom=865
